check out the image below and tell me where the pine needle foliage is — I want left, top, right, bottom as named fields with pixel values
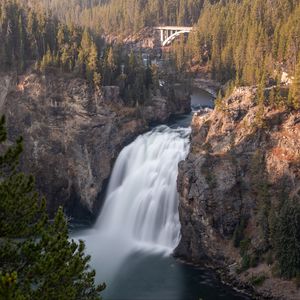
left=271, top=197, right=300, bottom=278
left=0, top=116, right=105, bottom=300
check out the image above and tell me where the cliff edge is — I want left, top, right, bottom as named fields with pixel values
left=176, top=86, right=300, bottom=299
left=0, top=71, right=190, bottom=221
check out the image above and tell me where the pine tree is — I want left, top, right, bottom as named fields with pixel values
left=26, top=9, right=38, bottom=58
left=60, top=45, right=70, bottom=71
left=255, top=72, right=266, bottom=127
left=40, top=48, right=52, bottom=72
left=77, top=29, right=93, bottom=77
left=177, top=0, right=187, bottom=26
left=18, top=15, right=25, bottom=72
left=272, top=197, right=300, bottom=278
left=93, top=71, right=102, bottom=88
left=269, top=87, right=275, bottom=107
left=57, top=25, right=66, bottom=50
left=0, top=116, right=105, bottom=299
left=103, top=46, right=116, bottom=85
left=288, top=59, right=300, bottom=110
left=87, top=42, right=99, bottom=83
left=174, top=34, right=186, bottom=72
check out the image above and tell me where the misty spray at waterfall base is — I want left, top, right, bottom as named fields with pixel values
left=76, top=126, right=190, bottom=295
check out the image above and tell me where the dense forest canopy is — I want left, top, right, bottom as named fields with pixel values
left=150, top=0, right=299, bottom=110
left=1, top=0, right=300, bottom=109
left=14, top=0, right=299, bottom=88
left=0, top=0, right=163, bottom=106
left=19, top=0, right=211, bottom=35
left=83, top=0, right=206, bottom=34
left=188, top=0, right=300, bottom=85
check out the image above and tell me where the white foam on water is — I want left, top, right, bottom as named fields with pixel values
left=77, top=125, right=191, bottom=283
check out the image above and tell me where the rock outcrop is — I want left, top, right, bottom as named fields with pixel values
left=122, top=27, right=161, bottom=50
left=141, top=84, right=191, bottom=123
left=0, top=71, right=190, bottom=221
left=104, top=27, right=161, bottom=56
left=193, top=78, right=222, bottom=97
left=176, top=86, right=300, bottom=299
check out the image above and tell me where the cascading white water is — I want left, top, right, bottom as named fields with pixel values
left=72, top=95, right=247, bottom=300
left=76, top=125, right=191, bottom=284
left=97, top=125, right=191, bottom=252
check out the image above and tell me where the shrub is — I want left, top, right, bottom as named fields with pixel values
left=249, top=274, right=267, bottom=286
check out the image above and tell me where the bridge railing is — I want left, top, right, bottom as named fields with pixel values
left=154, top=26, right=193, bottom=31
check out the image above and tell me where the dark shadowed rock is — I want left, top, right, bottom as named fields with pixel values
left=175, top=86, right=300, bottom=299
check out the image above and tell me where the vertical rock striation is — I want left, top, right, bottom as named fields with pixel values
left=176, top=86, right=300, bottom=298
left=0, top=72, right=190, bottom=221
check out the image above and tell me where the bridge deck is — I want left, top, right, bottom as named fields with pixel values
left=154, top=26, right=193, bottom=31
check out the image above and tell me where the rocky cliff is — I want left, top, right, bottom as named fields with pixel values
left=0, top=71, right=190, bottom=221
left=176, top=87, right=300, bottom=299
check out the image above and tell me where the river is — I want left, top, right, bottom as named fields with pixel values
left=72, top=89, right=251, bottom=300
left=191, top=87, right=215, bottom=110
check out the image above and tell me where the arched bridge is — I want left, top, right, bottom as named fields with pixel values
left=154, top=26, right=193, bottom=46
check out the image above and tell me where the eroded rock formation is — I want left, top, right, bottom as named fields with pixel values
left=176, top=86, right=300, bottom=299
left=0, top=71, right=190, bottom=221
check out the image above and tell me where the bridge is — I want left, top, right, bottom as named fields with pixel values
left=154, top=26, right=193, bottom=47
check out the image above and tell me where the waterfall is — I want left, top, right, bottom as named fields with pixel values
left=77, top=125, right=190, bottom=283
left=96, top=125, right=190, bottom=252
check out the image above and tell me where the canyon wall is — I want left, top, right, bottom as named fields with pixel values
left=0, top=72, right=190, bottom=221
left=176, top=87, right=300, bottom=299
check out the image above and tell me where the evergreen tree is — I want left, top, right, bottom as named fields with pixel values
left=272, top=197, right=300, bottom=278
left=18, top=14, right=25, bottom=71
left=26, top=9, right=38, bottom=58
left=255, top=72, right=266, bottom=126
left=288, top=59, right=300, bottom=110
left=60, top=45, right=72, bottom=72
left=0, top=116, right=105, bottom=299
left=173, top=34, right=186, bottom=72
left=40, top=48, right=53, bottom=71
left=103, top=47, right=116, bottom=85
left=82, top=41, right=101, bottom=87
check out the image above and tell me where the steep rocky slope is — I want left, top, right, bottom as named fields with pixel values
left=0, top=71, right=190, bottom=221
left=105, top=27, right=161, bottom=53
left=176, top=87, right=300, bottom=299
